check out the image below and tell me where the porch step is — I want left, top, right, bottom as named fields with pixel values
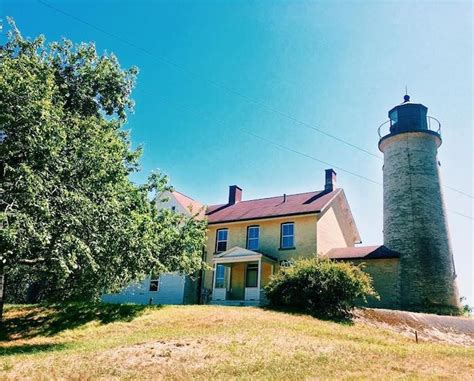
left=209, top=300, right=265, bottom=307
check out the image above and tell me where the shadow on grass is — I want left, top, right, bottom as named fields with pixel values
left=0, top=302, right=161, bottom=342
left=261, top=305, right=355, bottom=325
left=0, top=342, right=70, bottom=357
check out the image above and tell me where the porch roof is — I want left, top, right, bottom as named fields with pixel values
left=324, top=245, right=400, bottom=260
left=213, top=246, right=277, bottom=264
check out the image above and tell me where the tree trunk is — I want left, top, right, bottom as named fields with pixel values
left=0, top=267, right=5, bottom=322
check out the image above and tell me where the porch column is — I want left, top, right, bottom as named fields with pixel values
left=257, top=258, right=262, bottom=299
left=212, top=263, right=217, bottom=295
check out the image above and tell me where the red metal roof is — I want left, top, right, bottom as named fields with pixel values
left=206, top=189, right=340, bottom=224
left=172, top=190, right=205, bottom=219
left=325, top=245, right=400, bottom=260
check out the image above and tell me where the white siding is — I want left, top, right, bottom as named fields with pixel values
left=156, top=191, right=189, bottom=215
left=101, top=273, right=186, bottom=305
left=245, top=287, right=260, bottom=301
left=213, top=288, right=226, bottom=301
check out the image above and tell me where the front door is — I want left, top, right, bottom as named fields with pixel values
left=245, top=263, right=259, bottom=300
left=245, top=263, right=258, bottom=288
left=229, top=263, right=245, bottom=300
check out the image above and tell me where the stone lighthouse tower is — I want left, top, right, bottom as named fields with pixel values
left=378, top=95, right=459, bottom=313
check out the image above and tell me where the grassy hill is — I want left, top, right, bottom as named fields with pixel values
left=1, top=303, right=473, bottom=380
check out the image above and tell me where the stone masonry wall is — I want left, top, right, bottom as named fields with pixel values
left=350, top=258, right=400, bottom=309
left=379, top=132, right=459, bottom=312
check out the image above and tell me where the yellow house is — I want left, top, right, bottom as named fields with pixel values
left=105, top=168, right=400, bottom=308
left=201, top=169, right=363, bottom=305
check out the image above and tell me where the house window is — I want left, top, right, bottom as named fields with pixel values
left=246, top=263, right=258, bottom=288
left=281, top=222, right=295, bottom=249
left=215, top=264, right=226, bottom=288
left=149, top=275, right=160, bottom=292
left=246, top=226, right=260, bottom=250
left=216, top=229, right=228, bottom=252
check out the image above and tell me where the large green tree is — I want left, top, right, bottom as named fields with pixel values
left=0, top=20, right=207, bottom=319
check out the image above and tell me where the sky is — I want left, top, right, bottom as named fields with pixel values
left=3, top=0, right=473, bottom=305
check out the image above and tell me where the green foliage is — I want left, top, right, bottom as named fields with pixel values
left=264, top=258, right=377, bottom=318
left=0, top=19, right=207, bottom=303
left=460, top=297, right=473, bottom=317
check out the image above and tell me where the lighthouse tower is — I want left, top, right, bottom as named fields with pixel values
left=378, top=95, right=459, bottom=313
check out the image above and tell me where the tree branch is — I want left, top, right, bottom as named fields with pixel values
left=18, top=258, right=45, bottom=265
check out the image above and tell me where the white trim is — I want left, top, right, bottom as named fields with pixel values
left=214, top=264, right=226, bottom=288
left=318, top=188, right=343, bottom=214
left=244, top=287, right=259, bottom=301
left=214, top=246, right=258, bottom=258
left=213, top=288, right=226, bottom=301
left=214, top=254, right=262, bottom=264
left=213, top=246, right=276, bottom=264
left=337, top=189, right=362, bottom=243
left=246, top=226, right=260, bottom=250
left=212, top=263, right=217, bottom=292
left=149, top=275, right=160, bottom=292
left=216, top=228, right=229, bottom=253
left=281, top=222, right=295, bottom=249
left=257, top=258, right=262, bottom=291
left=316, top=189, right=361, bottom=245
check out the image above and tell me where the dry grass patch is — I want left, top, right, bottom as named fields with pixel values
left=1, top=304, right=473, bottom=380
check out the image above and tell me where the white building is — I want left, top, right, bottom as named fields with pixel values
left=101, top=190, right=204, bottom=305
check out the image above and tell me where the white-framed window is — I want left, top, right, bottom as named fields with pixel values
left=149, top=275, right=160, bottom=292
left=247, top=226, right=260, bottom=250
left=216, top=229, right=228, bottom=252
left=215, top=264, right=226, bottom=288
left=281, top=222, right=295, bottom=249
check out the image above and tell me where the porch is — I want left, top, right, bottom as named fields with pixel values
left=211, top=247, right=276, bottom=306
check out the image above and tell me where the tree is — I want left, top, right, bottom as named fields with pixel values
left=0, top=19, right=207, bottom=319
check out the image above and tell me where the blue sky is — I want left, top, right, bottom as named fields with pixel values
left=3, top=0, right=473, bottom=304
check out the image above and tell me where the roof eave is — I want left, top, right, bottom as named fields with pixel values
left=319, top=189, right=362, bottom=243
left=207, top=210, right=321, bottom=225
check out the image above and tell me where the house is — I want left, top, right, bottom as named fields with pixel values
left=200, top=169, right=394, bottom=306
left=101, top=190, right=204, bottom=305
left=103, top=170, right=399, bottom=308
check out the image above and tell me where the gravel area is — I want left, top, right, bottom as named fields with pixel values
left=355, top=308, right=474, bottom=346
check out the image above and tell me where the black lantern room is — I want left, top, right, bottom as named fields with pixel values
left=388, top=95, right=428, bottom=134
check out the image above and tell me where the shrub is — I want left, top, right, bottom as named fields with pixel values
left=460, top=297, right=473, bottom=317
left=264, top=258, right=377, bottom=318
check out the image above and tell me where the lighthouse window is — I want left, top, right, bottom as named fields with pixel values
left=390, top=110, right=398, bottom=124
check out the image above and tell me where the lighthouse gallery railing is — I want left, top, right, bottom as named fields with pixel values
left=377, top=116, right=441, bottom=138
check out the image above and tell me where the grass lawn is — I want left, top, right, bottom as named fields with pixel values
left=1, top=303, right=473, bottom=380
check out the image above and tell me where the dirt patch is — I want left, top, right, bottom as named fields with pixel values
left=355, top=308, right=474, bottom=346
left=95, top=339, right=223, bottom=378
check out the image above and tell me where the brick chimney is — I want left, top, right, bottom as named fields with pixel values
left=228, top=185, right=242, bottom=204
left=325, top=169, right=337, bottom=192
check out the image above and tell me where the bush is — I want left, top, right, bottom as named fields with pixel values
left=264, top=258, right=377, bottom=318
